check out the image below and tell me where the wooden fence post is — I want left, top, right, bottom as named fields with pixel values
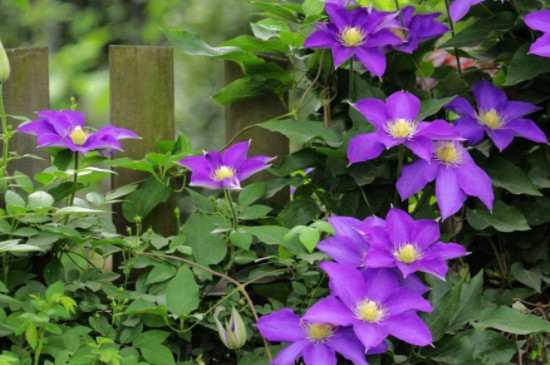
left=224, top=61, right=289, bottom=203
left=3, top=47, right=50, bottom=176
left=109, top=46, right=177, bottom=237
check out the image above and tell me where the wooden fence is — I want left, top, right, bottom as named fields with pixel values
left=3, top=45, right=289, bottom=236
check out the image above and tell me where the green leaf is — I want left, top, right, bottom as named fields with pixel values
left=241, top=225, right=289, bottom=245
left=248, top=1, right=297, bottom=22
left=476, top=306, right=550, bottom=334
left=105, top=184, right=139, bottom=201
left=423, top=282, right=462, bottom=342
left=140, top=344, right=175, bottom=365
left=0, top=240, right=44, bottom=253
left=466, top=200, right=530, bottom=233
left=122, top=177, right=171, bottom=222
left=186, top=188, right=216, bottom=213
left=298, top=227, right=320, bottom=253
left=133, top=330, right=171, bottom=348
left=184, top=213, right=227, bottom=265
left=240, top=204, right=272, bottom=220
left=504, top=43, right=550, bottom=85
left=164, top=29, right=239, bottom=56
left=25, top=324, right=37, bottom=349
left=442, top=12, right=517, bottom=48
left=278, top=198, right=320, bottom=227
left=239, top=182, right=266, bottom=206
left=251, top=19, right=290, bottom=40
left=146, top=264, right=176, bottom=285
left=510, top=262, right=541, bottom=293
left=26, top=191, right=55, bottom=211
left=5, top=191, right=25, bottom=209
left=302, top=0, right=324, bottom=17
left=166, top=266, right=199, bottom=317
left=230, top=230, right=254, bottom=250
left=220, top=35, right=288, bottom=54
left=213, top=77, right=264, bottom=105
left=417, top=96, right=456, bottom=121
left=259, top=119, right=341, bottom=147
left=483, top=158, right=541, bottom=196
left=449, top=271, right=483, bottom=331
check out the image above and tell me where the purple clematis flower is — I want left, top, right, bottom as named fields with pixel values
left=363, top=208, right=468, bottom=279
left=396, top=140, right=493, bottom=219
left=317, top=215, right=385, bottom=268
left=525, top=10, right=550, bottom=58
left=257, top=308, right=387, bottom=365
left=178, top=141, right=274, bottom=190
left=388, top=6, right=449, bottom=53
left=445, top=81, right=546, bottom=151
left=304, top=263, right=433, bottom=350
left=17, top=110, right=139, bottom=155
left=304, top=4, right=402, bottom=76
left=348, top=92, right=460, bottom=163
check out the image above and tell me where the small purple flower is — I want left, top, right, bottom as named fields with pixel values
left=17, top=110, right=139, bottom=155
left=256, top=308, right=386, bottom=365
left=178, top=141, right=274, bottom=190
left=525, top=10, right=550, bottom=58
left=317, top=215, right=385, bottom=267
left=388, top=7, right=449, bottom=53
left=396, top=140, right=494, bottom=219
left=304, top=4, right=402, bottom=76
left=348, top=91, right=460, bottom=163
left=446, top=81, right=546, bottom=151
left=304, top=263, right=433, bottom=350
left=363, top=208, right=468, bottom=279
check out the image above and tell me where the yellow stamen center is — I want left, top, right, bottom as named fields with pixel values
left=355, top=300, right=385, bottom=323
left=435, top=142, right=462, bottom=165
left=385, top=118, right=416, bottom=139
left=70, top=126, right=88, bottom=145
left=213, top=166, right=236, bottom=181
left=306, top=323, right=334, bottom=342
left=478, top=109, right=502, bottom=130
left=340, top=26, right=366, bottom=47
left=395, top=244, right=420, bottom=264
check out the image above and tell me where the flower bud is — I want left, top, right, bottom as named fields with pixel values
left=214, top=306, right=247, bottom=350
left=0, top=40, right=10, bottom=84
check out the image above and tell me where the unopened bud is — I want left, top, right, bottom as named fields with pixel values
left=0, top=40, right=10, bottom=83
left=214, top=306, right=247, bottom=350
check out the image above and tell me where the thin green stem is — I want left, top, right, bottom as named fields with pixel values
left=412, top=185, right=434, bottom=217
left=443, top=0, right=463, bottom=78
left=393, top=0, right=405, bottom=26
left=2, top=252, right=8, bottom=284
left=235, top=349, right=241, bottom=363
left=393, top=145, right=404, bottom=206
left=33, top=325, right=46, bottom=365
left=0, top=84, right=9, bottom=178
left=225, top=189, right=238, bottom=231
left=69, top=152, right=79, bottom=206
left=349, top=58, right=355, bottom=101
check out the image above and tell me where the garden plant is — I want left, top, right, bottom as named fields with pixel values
left=1, top=0, right=550, bottom=364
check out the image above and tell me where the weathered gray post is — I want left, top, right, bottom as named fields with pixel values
left=4, top=47, right=50, bottom=176
left=109, top=46, right=177, bottom=237
left=224, top=61, right=289, bottom=203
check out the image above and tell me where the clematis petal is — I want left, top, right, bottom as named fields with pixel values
left=382, top=311, right=432, bottom=346
left=397, top=160, right=439, bottom=200
left=320, top=262, right=365, bottom=308
left=256, top=308, right=304, bottom=342
left=412, top=219, right=440, bottom=249
left=327, top=328, right=369, bottom=365
left=317, top=236, right=364, bottom=267
left=503, top=101, right=541, bottom=120
left=525, top=10, right=550, bottom=33
left=449, top=0, right=484, bottom=22
left=435, top=167, right=467, bottom=219
left=304, top=29, right=338, bottom=48
left=348, top=132, right=386, bottom=163
left=222, top=141, right=250, bottom=169
left=529, top=33, right=550, bottom=58
left=386, top=92, right=420, bottom=121
left=384, top=289, right=433, bottom=316
left=303, top=296, right=355, bottom=326
left=361, top=267, right=399, bottom=303
left=302, top=343, right=337, bottom=365
left=472, top=80, right=507, bottom=112
left=424, top=242, right=468, bottom=260
left=405, top=135, right=433, bottom=161
left=386, top=207, right=415, bottom=244
left=445, top=96, right=476, bottom=118
left=353, top=98, right=391, bottom=128
left=487, top=129, right=514, bottom=151
left=363, top=245, right=396, bottom=268
left=454, top=160, right=494, bottom=211
left=354, top=47, right=386, bottom=77
left=353, top=322, right=388, bottom=350
left=454, top=116, right=485, bottom=144
left=272, top=340, right=309, bottom=365
left=416, top=120, right=461, bottom=139
left=505, top=119, right=548, bottom=144
left=332, top=44, right=355, bottom=68
left=237, top=155, right=273, bottom=180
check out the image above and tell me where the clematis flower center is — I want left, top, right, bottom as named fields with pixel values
left=305, top=323, right=335, bottom=343
left=478, top=109, right=502, bottom=129
left=213, top=166, right=236, bottom=181
left=385, top=118, right=417, bottom=139
left=395, top=243, right=421, bottom=264
left=355, top=299, right=386, bottom=323
left=339, top=26, right=366, bottom=47
left=435, top=142, right=463, bottom=166
left=70, top=126, right=89, bottom=145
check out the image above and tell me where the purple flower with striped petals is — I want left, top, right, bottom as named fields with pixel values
left=348, top=92, right=460, bottom=163
left=396, top=140, right=493, bottom=219
left=388, top=6, right=449, bottom=53
left=364, top=208, right=468, bottom=279
left=304, top=263, right=433, bottom=350
left=525, top=10, right=550, bottom=58
left=17, top=110, right=139, bottom=155
left=178, top=141, right=274, bottom=190
left=445, top=81, right=546, bottom=151
left=256, top=308, right=387, bottom=365
left=304, top=4, right=402, bottom=76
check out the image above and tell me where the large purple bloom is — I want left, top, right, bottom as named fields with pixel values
left=446, top=81, right=546, bottom=151
left=17, top=110, right=139, bottom=155
left=304, top=263, right=433, bottom=350
left=256, top=308, right=386, bottom=365
left=178, top=141, right=273, bottom=190
left=525, top=10, right=550, bottom=58
left=348, top=92, right=459, bottom=163
left=317, top=215, right=385, bottom=267
left=363, top=208, right=468, bottom=279
left=304, top=4, right=401, bottom=76
left=388, top=7, right=449, bottom=53
left=396, top=140, right=494, bottom=219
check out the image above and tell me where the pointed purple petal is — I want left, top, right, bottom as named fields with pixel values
left=472, top=80, right=507, bottom=112
left=367, top=30, right=402, bottom=47
left=435, top=167, right=467, bottom=219
left=320, top=262, right=365, bottom=308
left=487, top=129, right=514, bottom=151
left=445, top=96, right=476, bottom=118
left=529, top=33, right=550, bottom=58
left=332, top=45, right=354, bottom=68
left=354, top=47, right=386, bottom=77
left=348, top=132, right=386, bottom=163
left=454, top=160, right=494, bottom=211
left=505, top=119, right=547, bottom=144
left=303, top=296, right=355, bottom=326
left=397, top=160, right=438, bottom=200
left=454, top=116, right=485, bottom=144
left=317, top=236, right=364, bottom=267
left=449, top=0, right=484, bottom=22
left=503, top=101, right=541, bottom=120
left=386, top=207, right=415, bottom=244
left=405, top=136, right=433, bottom=161
left=363, top=246, right=396, bottom=268
left=327, top=328, right=369, bottom=365
left=424, top=242, right=468, bottom=260
left=304, top=29, right=337, bottom=48
left=353, top=322, right=388, bottom=350
left=525, top=10, right=550, bottom=33
left=362, top=268, right=399, bottom=302
left=302, top=343, right=336, bottom=365
left=412, top=219, right=440, bottom=249
left=353, top=98, right=390, bottom=128
left=272, top=340, right=309, bottom=365
left=222, top=141, right=250, bottom=169
left=382, top=312, right=432, bottom=346
left=384, top=289, right=433, bottom=316
left=386, top=92, right=420, bottom=121
left=256, top=308, right=304, bottom=342
left=237, top=155, right=272, bottom=180
left=413, top=257, right=449, bottom=279
left=417, top=120, right=461, bottom=140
